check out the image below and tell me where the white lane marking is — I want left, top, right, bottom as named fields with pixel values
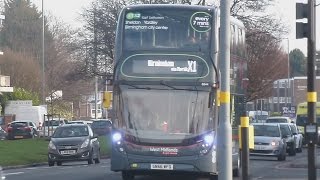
left=4, top=172, right=25, bottom=176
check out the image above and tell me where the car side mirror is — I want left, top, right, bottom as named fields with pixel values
left=292, top=132, right=297, bottom=135
left=45, top=137, right=51, bottom=141
left=282, top=135, right=288, bottom=139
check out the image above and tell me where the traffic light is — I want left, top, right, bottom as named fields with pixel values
left=103, top=91, right=112, bottom=108
left=296, top=3, right=308, bottom=39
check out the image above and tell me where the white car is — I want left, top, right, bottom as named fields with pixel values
left=288, top=123, right=303, bottom=153
left=39, top=119, right=67, bottom=137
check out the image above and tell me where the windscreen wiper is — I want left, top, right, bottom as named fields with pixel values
left=117, top=80, right=151, bottom=90
left=160, top=80, right=178, bottom=90
left=160, top=80, right=210, bottom=92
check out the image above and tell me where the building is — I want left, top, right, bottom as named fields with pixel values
left=77, top=92, right=103, bottom=120
left=268, top=76, right=320, bottom=117
left=0, top=75, right=13, bottom=93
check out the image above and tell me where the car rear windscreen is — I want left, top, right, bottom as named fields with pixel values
left=92, top=121, right=111, bottom=128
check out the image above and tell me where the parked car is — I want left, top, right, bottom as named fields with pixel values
left=0, top=126, right=7, bottom=140
left=68, top=120, right=93, bottom=125
left=48, top=124, right=100, bottom=166
left=250, top=123, right=287, bottom=161
left=7, top=121, right=38, bottom=140
left=288, top=123, right=303, bottom=153
left=91, top=119, right=112, bottom=136
left=279, top=123, right=296, bottom=156
left=39, top=119, right=67, bottom=137
left=0, top=166, right=5, bottom=180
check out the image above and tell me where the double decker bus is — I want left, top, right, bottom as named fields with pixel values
left=110, top=4, right=247, bottom=180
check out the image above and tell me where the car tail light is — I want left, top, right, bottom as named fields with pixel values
left=6, top=127, right=12, bottom=132
left=24, top=127, right=31, bottom=131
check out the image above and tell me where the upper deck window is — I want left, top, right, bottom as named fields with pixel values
left=123, top=8, right=212, bottom=52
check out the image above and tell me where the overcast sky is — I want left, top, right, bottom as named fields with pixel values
left=30, top=0, right=320, bottom=55
left=272, top=0, right=320, bottom=55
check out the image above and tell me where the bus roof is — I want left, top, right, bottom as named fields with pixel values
left=123, top=4, right=216, bottom=11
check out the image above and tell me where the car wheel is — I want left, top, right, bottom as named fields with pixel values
left=209, top=174, right=218, bottom=180
left=233, top=155, right=240, bottom=177
left=288, top=144, right=296, bottom=156
left=88, top=151, right=94, bottom=165
left=48, top=161, right=54, bottom=166
left=277, top=149, right=286, bottom=161
left=57, top=161, right=62, bottom=166
left=94, top=150, right=101, bottom=164
left=297, top=140, right=303, bottom=153
left=121, top=171, right=134, bottom=180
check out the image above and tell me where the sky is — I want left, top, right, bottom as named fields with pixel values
left=271, top=0, right=320, bottom=55
left=30, top=0, right=93, bottom=28
left=30, top=0, right=320, bottom=56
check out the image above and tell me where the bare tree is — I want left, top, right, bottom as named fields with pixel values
left=46, top=16, right=94, bottom=101
left=246, top=32, right=288, bottom=101
left=0, top=48, right=41, bottom=92
left=79, top=0, right=126, bottom=78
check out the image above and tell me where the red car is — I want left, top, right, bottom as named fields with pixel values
left=91, top=119, right=112, bottom=136
left=7, top=121, right=38, bottom=140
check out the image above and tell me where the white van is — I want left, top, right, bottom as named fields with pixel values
left=248, top=111, right=269, bottom=123
left=266, top=116, right=293, bottom=123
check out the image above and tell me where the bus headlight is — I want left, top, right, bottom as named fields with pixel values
left=204, top=134, right=214, bottom=145
left=112, top=132, right=122, bottom=142
left=112, top=132, right=125, bottom=154
left=200, top=133, right=214, bottom=155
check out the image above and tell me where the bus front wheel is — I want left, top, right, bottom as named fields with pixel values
left=122, top=171, right=134, bottom=180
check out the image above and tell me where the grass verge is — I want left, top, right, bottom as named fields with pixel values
left=0, top=136, right=111, bottom=167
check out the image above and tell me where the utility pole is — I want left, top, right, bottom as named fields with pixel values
left=94, top=9, right=98, bottom=120
left=296, top=1, right=318, bottom=180
left=217, top=0, right=232, bottom=179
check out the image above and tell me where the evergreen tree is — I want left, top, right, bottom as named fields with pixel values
left=289, top=48, right=306, bottom=77
left=0, top=0, right=54, bottom=65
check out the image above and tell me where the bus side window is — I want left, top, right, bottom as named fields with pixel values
left=230, top=25, right=235, bottom=53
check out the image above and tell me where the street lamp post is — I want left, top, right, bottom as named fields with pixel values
left=42, top=0, right=45, bottom=105
left=282, top=38, right=290, bottom=110
left=286, top=39, right=290, bottom=109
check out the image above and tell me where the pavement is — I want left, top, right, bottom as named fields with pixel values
left=278, top=149, right=320, bottom=169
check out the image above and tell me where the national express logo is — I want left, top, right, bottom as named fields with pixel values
left=126, top=12, right=141, bottom=20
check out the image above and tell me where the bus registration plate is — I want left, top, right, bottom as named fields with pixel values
left=151, top=164, right=173, bottom=170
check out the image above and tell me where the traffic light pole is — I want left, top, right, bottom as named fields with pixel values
left=307, top=1, right=317, bottom=179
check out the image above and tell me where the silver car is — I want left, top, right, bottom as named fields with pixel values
left=279, top=123, right=296, bottom=156
left=289, top=123, right=303, bottom=153
left=0, top=166, right=5, bottom=180
left=250, top=123, right=287, bottom=161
